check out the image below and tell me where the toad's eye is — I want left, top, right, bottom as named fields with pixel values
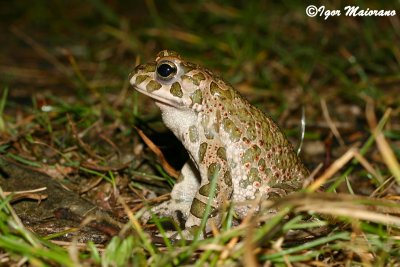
left=156, top=61, right=177, bottom=80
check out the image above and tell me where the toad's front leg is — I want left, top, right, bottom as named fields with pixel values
left=141, top=160, right=200, bottom=229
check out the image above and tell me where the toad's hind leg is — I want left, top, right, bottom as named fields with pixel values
left=141, top=160, right=200, bottom=228
left=183, top=150, right=233, bottom=237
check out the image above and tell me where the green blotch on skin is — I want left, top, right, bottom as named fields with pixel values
left=237, top=107, right=252, bottom=122
left=135, top=75, right=148, bottom=84
left=193, top=72, right=206, bottom=83
left=170, top=82, right=183, bottom=97
left=210, top=81, right=232, bottom=100
left=146, top=80, right=162, bottom=92
left=248, top=168, right=260, bottom=183
left=224, top=171, right=232, bottom=186
left=190, top=198, right=216, bottom=218
left=264, top=168, right=273, bottom=182
left=246, top=125, right=257, bottom=141
left=189, top=125, right=199, bottom=143
left=144, top=63, right=156, bottom=72
left=222, top=118, right=241, bottom=142
left=198, top=142, right=208, bottom=163
left=207, top=163, right=221, bottom=181
left=135, top=62, right=156, bottom=74
left=182, top=75, right=200, bottom=86
left=216, top=109, right=221, bottom=125
left=199, top=181, right=221, bottom=197
left=217, top=147, right=227, bottom=161
left=199, top=183, right=211, bottom=196
left=242, top=145, right=262, bottom=164
left=190, top=89, right=203, bottom=105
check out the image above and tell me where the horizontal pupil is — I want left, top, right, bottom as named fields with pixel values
left=157, top=63, right=176, bottom=77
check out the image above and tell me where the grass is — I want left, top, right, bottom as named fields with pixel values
left=1, top=0, right=400, bottom=266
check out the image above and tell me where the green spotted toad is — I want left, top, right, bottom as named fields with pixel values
left=129, top=50, right=309, bottom=237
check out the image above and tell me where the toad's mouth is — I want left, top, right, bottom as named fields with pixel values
left=132, top=86, right=182, bottom=109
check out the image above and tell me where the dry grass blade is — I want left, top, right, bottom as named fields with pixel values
left=297, top=203, right=400, bottom=227
left=9, top=193, right=48, bottom=203
left=4, top=187, right=48, bottom=203
left=353, top=150, right=383, bottom=182
left=117, top=196, right=156, bottom=255
left=308, top=147, right=357, bottom=192
left=243, top=223, right=258, bottom=267
left=219, top=236, right=239, bottom=261
left=135, top=127, right=179, bottom=179
left=3, top=187, right=47, bottom=195
left=366, top=102, right=400, bottom=184
left=279, top=192, right=400, bottom=226
left=321, top=99, right=345, bottom=147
